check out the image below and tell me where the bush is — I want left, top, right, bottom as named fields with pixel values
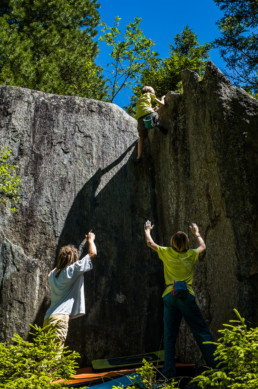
left=192, top=309, right=258, bottom=389
left=113, top=359, right=180, bottom=389
left=0, top=324, right=80, bottom=388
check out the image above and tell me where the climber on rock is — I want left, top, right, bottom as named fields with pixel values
left=43, top=232, right=97, bottom=348
left=134, top=86, right=168, bottom=163
left=144, top=220, right=217, bottom=379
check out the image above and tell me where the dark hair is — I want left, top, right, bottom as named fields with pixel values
left=170, top=231, right=189, bottom=252
left=55, top=245, right=78, bottom=278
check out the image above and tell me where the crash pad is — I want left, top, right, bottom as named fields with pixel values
left=56, top=366, right=137, bottom=386
left=92, top=350, right=164, bottom=370
left=80, top=373, right=141, bottom=389
left=57, top=363, right=195, bottom=387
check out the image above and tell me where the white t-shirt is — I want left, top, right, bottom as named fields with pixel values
left=44, top=254, right=93, bottom=320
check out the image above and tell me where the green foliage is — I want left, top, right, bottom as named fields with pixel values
left=0, top=324, right=80, bottom=389
left=113, top=359, right=180, bottom=389
left=143, top=25, right=211, bottom=95
left=0, top=0, right=107, bottom=99
left=126, top=26, right=211, bottom=115
left=100, top=16, right=158, bottom=103
left=192, top=309, right=258, bottom=389
left=213, top=0, right=258, bottom=93
left=0, top=147, right=20, bottom=212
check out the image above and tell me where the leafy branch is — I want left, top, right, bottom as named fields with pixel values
left=100, top=16, right=158, bottom=103
left=192, top=309, right=258, bottom=389
left=0, top=324, right=80, bottom=388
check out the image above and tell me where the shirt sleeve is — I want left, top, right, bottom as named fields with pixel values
left=190, top=249, right=199, bottom=264
left=156, top=245, right=168, bottom=261
left=68, top=254, right=93, bottom=277
left=150, top=93, right=156, bottom=103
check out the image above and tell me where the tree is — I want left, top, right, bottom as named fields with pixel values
left=192, top=309, right=258, bottom=389
left=0, top=147, right=20, bottom=212
left=0, top=324, right=80, bottom=388
left=0, top=0, right=107, bottom=99
left=126, top=26, right=211, bottom=115
left=100, top=17, right=158, bottom=103
left=213, top=0, right=258, bottom=94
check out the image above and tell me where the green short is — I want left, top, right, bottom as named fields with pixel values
left=137, top=112, right=159, bottom=138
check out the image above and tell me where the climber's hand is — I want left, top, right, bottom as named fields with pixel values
left=144, top=220, right=154, bottom=231
left=189, top=223, right=199, bottom=236
left=144, top=221, right=157, bottom=252
left=86, top=232, right=95, bottom=241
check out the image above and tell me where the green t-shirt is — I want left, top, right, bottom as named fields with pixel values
left=135, top=93, right=156, bottom=120
left=156, top=246, right=199, bottom=298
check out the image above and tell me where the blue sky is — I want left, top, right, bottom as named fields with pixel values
left=96, top=0, right=225, bottom=108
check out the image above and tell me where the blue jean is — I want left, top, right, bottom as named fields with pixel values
left=162, top=291, right=217, bottom=378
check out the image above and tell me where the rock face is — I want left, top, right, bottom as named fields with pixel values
left=0, top=86, right=163, bottom=366
left=148, top=62, right=258, bottom=363
left=0, top=61, right=257, bottom=366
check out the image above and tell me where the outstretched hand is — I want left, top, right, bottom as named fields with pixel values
left=144, top=220, right=155, bottom=231
left=144, top=220, right=158, bottom=252
left=86, top=232, right=95, bottom=241
left=189, top=223, right=199, bottom=236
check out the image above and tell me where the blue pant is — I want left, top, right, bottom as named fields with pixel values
left=162, top=291, right=217, bottom=378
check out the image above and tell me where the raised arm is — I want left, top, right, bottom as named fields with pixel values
left=144, top=220, right=158, bottom=252
left=189, top=223, right=206, bottom=254
left=155, top=95, right=165, bottom=106
left=86, top=232, right=97, bottom=259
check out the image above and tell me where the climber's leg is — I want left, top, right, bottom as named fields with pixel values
left=136, top=117, right=148, bottom=160
left=137, top=137, right=145, bottom=161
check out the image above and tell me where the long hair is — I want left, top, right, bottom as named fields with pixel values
left=142, top=85, right=155, bottom=94
left=170, top=231, right=189, bottom=252
left=55, top=245, right=79, bottom=278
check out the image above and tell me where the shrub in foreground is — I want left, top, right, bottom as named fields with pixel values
left=0, top=324, right=80, bottom=388
left=192, top=309, right=258, bottom=389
